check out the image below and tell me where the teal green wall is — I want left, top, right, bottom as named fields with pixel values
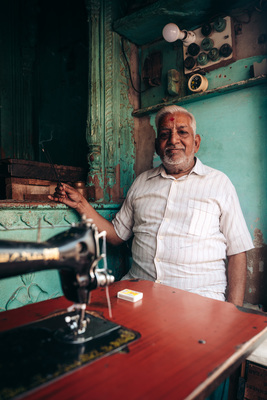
left=140, top=33, right=267, bottom=245
left=151, top=82, right=267, bottom=241
left=147, top=57, right=267, bottom=305
left=190, top=84, right=267, bottom=241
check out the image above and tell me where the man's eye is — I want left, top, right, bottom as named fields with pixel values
left=179, top=131, right=189, bottom=135
left=159, top=132, right=169, bottom=139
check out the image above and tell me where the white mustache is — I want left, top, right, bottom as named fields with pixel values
left=165, top=146, right=185, bottom=151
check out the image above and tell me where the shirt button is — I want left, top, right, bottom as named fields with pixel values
left=159, top=236, right=163, bottom=240
left=156, top=257, right=160, bottom=262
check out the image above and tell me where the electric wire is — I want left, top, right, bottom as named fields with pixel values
left=121, top=37, right=148, bottom=94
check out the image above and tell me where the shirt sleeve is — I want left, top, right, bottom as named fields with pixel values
left=112, top=182, right=135, bottom=241
left=219, top=180, right=254, bottom=255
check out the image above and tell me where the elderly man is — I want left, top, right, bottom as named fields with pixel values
left=49, top=105, right=253, bottom=307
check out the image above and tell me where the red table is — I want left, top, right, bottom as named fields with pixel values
left=1, top=280, right=267, bottom=400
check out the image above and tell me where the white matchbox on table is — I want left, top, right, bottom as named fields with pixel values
left=117, top=289, right=143, bottom=302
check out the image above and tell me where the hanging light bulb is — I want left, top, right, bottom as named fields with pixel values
left=162, top=23, right=186, bottom=42
left=162, top=23, right=196, bottom=46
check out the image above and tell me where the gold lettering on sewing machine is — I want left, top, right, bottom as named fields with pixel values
left=0, top=248, right=60, bottom=263
left=0, top=254, right=10, bottom=263
left=43, top=248, right=60, bottom=260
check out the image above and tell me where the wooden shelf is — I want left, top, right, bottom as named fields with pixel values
left=132, top=75, right=267, bottom=118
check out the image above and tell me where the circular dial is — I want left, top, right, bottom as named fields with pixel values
left=220, top=43, right=233, bottom=57
left=201, top=23, right=212, bottom=36
left=188, top=74, right=208, bottom=93
left=184, top=56, right=195, bottom=70
left=187, top=43, right=200, bottom=56
left=189, top=75, right=202, bottom=90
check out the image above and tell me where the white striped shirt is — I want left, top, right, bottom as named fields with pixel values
left=112, top=158, right=254, bottom=301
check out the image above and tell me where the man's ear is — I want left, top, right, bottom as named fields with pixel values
left=194, top=134, right=201, bottom=154
left=155, top=138, right=159, bottom=155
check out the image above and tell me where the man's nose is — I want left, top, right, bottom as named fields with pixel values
left=167, top=131, right=180, bottom=144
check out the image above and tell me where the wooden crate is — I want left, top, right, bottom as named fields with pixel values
left=0, top=159, right=87, bottom=200
left=4, top=177, right=56, bottom=201
left=244, top=361, right=267, bottom=400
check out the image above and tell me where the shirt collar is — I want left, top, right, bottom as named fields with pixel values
left=191, top=157, right=211, bottom=176
left=146, top=157, right=211, bottom=181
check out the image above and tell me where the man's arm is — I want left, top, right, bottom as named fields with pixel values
left=226, top=252, right=247, bottom=306
left=48, top=184, right=124, bottom=246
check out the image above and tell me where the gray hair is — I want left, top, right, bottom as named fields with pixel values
left=155, top=105, right=196, bottom=135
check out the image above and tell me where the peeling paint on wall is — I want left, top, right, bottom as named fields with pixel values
left=246, top=228, right=267, bottom=310
left=259, top=260, right=264, bottom=273
left=253, top=228, right=264, bottom=248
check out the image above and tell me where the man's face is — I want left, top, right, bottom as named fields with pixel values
left=156, top=112, right=201, bottom=174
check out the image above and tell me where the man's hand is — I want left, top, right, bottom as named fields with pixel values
left=48, top=183, right=124, bottom=246
left=48, top=183, right=85, bottom=211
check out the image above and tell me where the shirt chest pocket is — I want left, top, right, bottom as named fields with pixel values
left=188, top=200, right=220, bottom=237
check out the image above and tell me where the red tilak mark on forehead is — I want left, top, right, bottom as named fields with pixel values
left=169, top=117, right=175, bottom=121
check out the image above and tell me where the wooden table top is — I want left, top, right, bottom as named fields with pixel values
left=1, top=280, right=267, bottom=400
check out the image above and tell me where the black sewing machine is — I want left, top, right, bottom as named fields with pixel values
left=0, top=218, right=139, bottom=399
left=0, top=216, right=116, bottom=342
